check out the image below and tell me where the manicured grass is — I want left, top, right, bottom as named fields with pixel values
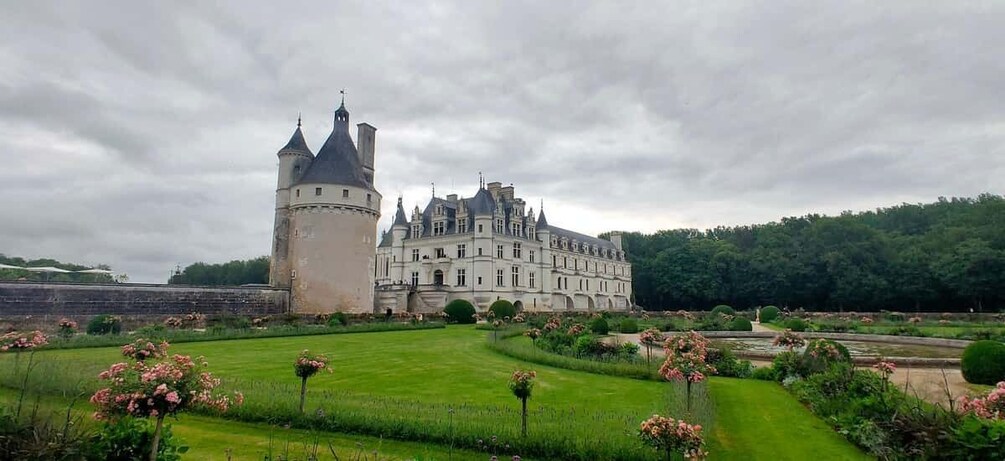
left=706, top=378, right=870, bottom=461
left=1, top=326, right=869, bottom=460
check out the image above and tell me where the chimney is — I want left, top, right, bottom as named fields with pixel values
left=609, top=231, right=623, bottom=250
left=446, top=194, right=458, bottom=203
left=357, top=123, right=377, bottom=184
left=500, top=185, right=514, bottom=201
left=486, top=181, right=502, bottom=200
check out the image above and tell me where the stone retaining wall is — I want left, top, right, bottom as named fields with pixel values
left=702, top=330, right=971, bottom=348
left=0, top=281, right=289, bottom=319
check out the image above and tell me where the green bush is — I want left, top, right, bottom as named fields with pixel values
left=710, top=304, right=734, bottom=316
left=706, top=347, right=753, bottom=378
left=86, top=314, right=122, bottom=335
left=327, top=312, right=349, bottom=327
left=443, top=299, right=477, bottom=324
left=751, top=366, right=777, bottom=381
left=488, top=299, right=517, bottom=319
left=590, top=317, right=610, bottom=335
left=92, top=418, right=187, bottom=461
left=961, top=340, right=1005, bottom=385
left=619, top=318, right=639, bottom=334
left=760, top=305, right=780, bottom=323
left=800, top=339, right=851, bottom=376
left=784, top=318, right=809, bottom=332
left=729, top=317, right=753, bottom=331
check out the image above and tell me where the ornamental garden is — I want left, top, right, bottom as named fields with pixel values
left=1, top=304, right=1004, bottom=460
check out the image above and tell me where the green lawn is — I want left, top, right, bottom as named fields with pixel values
left=1, top=326, right=869, bottom=460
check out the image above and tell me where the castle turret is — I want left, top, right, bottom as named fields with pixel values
left=283, top=98, right=382, bottom=313
left=270, top=118, right=314, bottom=288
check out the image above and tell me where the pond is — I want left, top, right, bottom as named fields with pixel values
left=712, top=337, right=963, bottom=359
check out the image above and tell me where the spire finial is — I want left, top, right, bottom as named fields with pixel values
left=540, top=199, right=544, bottom=211
left=297, top=111, right=302, bottom=128
left=431, top=182, right=436, bottom=197
left=340, top=88, right=346, bottom=106
left=478, top=171, right=484, bottom=189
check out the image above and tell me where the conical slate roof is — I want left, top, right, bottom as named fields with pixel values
left=537, top=209, right=549, bottom=228
left=392, top=197, right=409, bottom=226
left=280, top=126, right=312, bottom=154
left=466, top=188, right=496, bottom=215
left=295, top=103, right=372, bottom=189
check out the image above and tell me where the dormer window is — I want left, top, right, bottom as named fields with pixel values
left=435, top=205, right=444, bottom=216
left=458, top=219, right=468, bottom=233
left=511, top=222, right=521, bottom=236
left=433, top=221, right=445, bottom=236
left=495, top=219, right=504, bottom=233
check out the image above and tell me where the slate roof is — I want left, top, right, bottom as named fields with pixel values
left=547, top=225, right=618, bottom=251
left=280, top=126, right=312, bottom=154
left=392, top=197, right=409, bottom=226
left=537, top=209, right=549, bottom=228
left=295, top=103, right=373, bottom=190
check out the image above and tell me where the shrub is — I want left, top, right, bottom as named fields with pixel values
left=92, top=417, right=186, bottom=461
left=710, top=305, right=734, bottom=316
left=489, top=300, right=517, bottom=320
left=800, top=339, right=851, bottom=376
left=86, top=315, right=122, bottom=335
left=590, top=317, right=610, bottom=335
left=729, top=317, right=753, bottom=332
left=706, top=347, right=753, bottom=378
left=443, top=299, right=477, bottom=324
left=784, top=318, right=809, bottom=332
left=961, top=340, right=1005, bottom=385
left=760, top=306, right=780, bottom=323
left=751, top=366, right=777, bottom=381
left=327, top=312, right=349, bottom=327
left=619, top=318, right=639, bottom=334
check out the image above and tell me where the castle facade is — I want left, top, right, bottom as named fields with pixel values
left=269, top=100, right=381, bottom=313
left=374, top=181, right=632, bottom=313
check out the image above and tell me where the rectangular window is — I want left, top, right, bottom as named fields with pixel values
left=433, top=221, right=445, bottom=236
left=366, top=193, right=372, bottom=203
left=457, top=244, right=466, bottom=258
left=478, top=247, right=484, bottom=256
left=529, top=272, right=536, bottom=288
left=586, top=280, right=589, bottom=291
left=435, top=247, right=446, bottom=258
left=412, top=226, right=420, bottom=239
left=529, top=250, right=535, bottom=263
left=579, top=279, right=583, bottom=291
left=512, top=242, right=522, bottom=258
left=411, top=271, right=419, bottom=286
left=412, top=249, right=420, bottom=262
left=477, top=276, right=483, bottom=285
left=563, top=257, right=568, bottom=268
left=342, top=189, right=349, bottom=198
left=511, top=223, right=520, bottom=236
left=496, top=269, right=505, bottom=287
left=478, top=224, right=483, bottom=233
left=458, top=220, right=467, bottom=233
left=496, top=244, right=504, bottom=258
left=296, top=189, right=301, bottom=198
left=511, top=266, right=519, bottom=286
left=456, top=269, right=466, bottom=286
left=315, top=187, right=322, bottom=196
left=495, top=219, right=504, bottom=233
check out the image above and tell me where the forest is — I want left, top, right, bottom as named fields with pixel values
left=0, top=255, right=115, bottom=283
left=167, top=256, right=269, bottom=286
left=620, top=194, right=1005, bottom=313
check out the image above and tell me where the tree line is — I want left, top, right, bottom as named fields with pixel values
left=620, top=194, right=1005, bottom=313
left=167, top=256, right=269, bottom=286
left=0, top=254, right=115, bottom=283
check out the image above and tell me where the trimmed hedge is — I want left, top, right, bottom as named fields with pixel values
left=488, top=299, right=517, bottom=319
left=86, top=314, right=122, bottom=335
left=729, top=317, right=753, bottom=331
left=590, top=317, right=610, bottom=335
left=443, top=299, right=477, bottom=324
left=710, top=304, right=734, bottom=316
left=784, top=318, right=809, bottom=332
left=619, top=318, right=639, bottom=334
left=760, top=305, right=780, bottom=323
left=961, top=340, right=1005, bottom=385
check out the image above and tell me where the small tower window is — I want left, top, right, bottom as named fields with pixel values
left=315, top=187, right=322, bottom=196
left=343, top=189, right=349, bottom=198
left=291, top=270, right=297, bottom=279
left=366, top=193, right=372, bottom=204
left=296, top=189, right=301, bottom=198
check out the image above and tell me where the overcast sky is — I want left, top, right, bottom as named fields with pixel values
left=1, top=1, right=1002, bottom=282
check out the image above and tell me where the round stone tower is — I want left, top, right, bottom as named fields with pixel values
left=276, top=99, right=382, bottom=313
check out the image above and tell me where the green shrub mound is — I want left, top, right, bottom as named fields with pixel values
left=86, top=314, right=122, bottom=335
left=760, top=305, right=780, bottom=323
left=443, top=299, right=477, bottom=324
left=800, top=339, right=851, bottom=376
left=710, top=304, right=735, bottom=316
left=619, top=318, right=639, bottom=334
left=961, top=340, right=1005, bottom=385
left=729, top=317, right=753, bottom=331
left=784, top=318, right=809, bottom=332
left=327, top=312, right=349, bottom=327
left=488, top=299, right=516, bottom=319
left=589, top=317, right=610, bottom=335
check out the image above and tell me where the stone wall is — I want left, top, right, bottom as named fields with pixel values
left=0, top=281, right=289, bottom=318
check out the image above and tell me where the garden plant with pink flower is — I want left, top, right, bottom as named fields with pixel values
left=639, top=414, right=707, bottom=461
left=57, top=318, right=78, bottom=337
left=121, top=338, right=170, bottom=361
left=639, top=327, right=665, bottom=366
left=872, top=358, right=896, bottom=391
left=957, top=381, right=1005, bottom=420
left=294, top=349, right=332, bottom=413
left=772, top=329, right=805, bottom=351
left=508, top=369, right=537, bottom=437
left=91, top=340, right=242, bottom=461
left=0, top=330, right=48, bottom=352
left=660, top=331, right=716, bottom=412
left=524, top=328, right=542, bottom=345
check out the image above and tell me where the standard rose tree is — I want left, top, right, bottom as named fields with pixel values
left=659, top=331, right=716, bottom=413
left=639, top=414, right=707, bottom=461
left=91, top=340, right=242, bottom=461
left=294, top=349, right=332, bottom=413
left=508, top=369, right=537, bottom=437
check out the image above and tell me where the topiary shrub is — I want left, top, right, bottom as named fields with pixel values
left=800, top=339, right=851, bottom=376
left=760, top=305, right=780, bottom=323
left=619, top=318, right=639, bottom=334
left=784, top=318, right=809, bottom=332
left=961, top=340, right=1005, bottom=385
left=729, top=317, right=753, bottom=332
left=443, top=299, right=477, bottom=324
left=86, top=314, right=122, bottom=335
left=710, top=305, right=735, bottom=317
left=488, top=300, right=517, bottom=319
left=590, top=317, right=610, bottom=335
